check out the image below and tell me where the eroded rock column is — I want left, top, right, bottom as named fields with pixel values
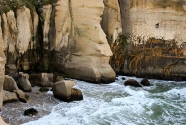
left=53, top=0, right=116, bottom=83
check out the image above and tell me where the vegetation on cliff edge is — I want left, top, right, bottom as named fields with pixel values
left=0, top=0, right=57, bottom=13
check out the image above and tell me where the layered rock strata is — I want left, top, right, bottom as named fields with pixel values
left=110, top=0, right=186, bottom=80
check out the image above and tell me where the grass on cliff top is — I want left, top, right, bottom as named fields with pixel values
left=0, top=0, right=57, bottom=14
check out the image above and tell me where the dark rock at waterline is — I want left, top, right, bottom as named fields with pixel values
left=124, top=79, right=141, bottom=87
left=52, top=80, right=83, bottom=102
left=29, top=73, right=53, bottom=87
left=15, top=90, right=30, bottom=103
left=71, top=88, right=83, bottom=101
left=24, top=108, right=38, bottom=116
left=17, top=76, right=32, bottom=92
left=122, top=77, right=126, bottom=80
left=39, top=87, right=49, bottom=92
left=140, top=78, right=150, bottom=86
left=5, top=64, right=17, bottom=76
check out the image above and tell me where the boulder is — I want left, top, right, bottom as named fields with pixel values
left=29, top=73, right=53, bottom=87
left=3, top=90, right=19, bottom=103
left=14, top=90, right=30, bottom=103
left=3, top=75, right=19, bottom=92
left=71, top=88, right=83, bottom=101
left=52, top=80, right=75, bottom=102
left=124, top=79, right=142, bottom=87
left=52, top=0, right=116, bottom=83
left=16, top=76, right=32, bottom=92
left=0, top=116, right=8, bottom=125
left=24, top=108, right=38, bottom=116
left=19, top=72, right=29, bottom=79
left=140, top=78, right=151, bottom=86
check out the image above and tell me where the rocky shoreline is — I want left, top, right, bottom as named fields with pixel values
left=1, top=86, right=59, bottom=125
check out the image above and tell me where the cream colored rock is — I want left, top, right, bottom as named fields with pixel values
left=1, top=11, right=18, bottom=65
left=102, top=0, right=122, bottom=42
left=54, top=0, right=71, bottom=51
left=6, top=11, right=17, bottom=53
left=1, top=13, right=8, bottom=51
left=3, top=75, right=19, bottom=92
left=120, top=0, right=186, bottom=46
left=39, top=5, right=52, bottom=49
left=52, top=80, right=75, bottom=101
left=0, top=16, right=5, bottom=110
left=1, top=11, right=17, bottom=53
left=3, top=90, right=19, bottom=103
left=16, top=6, right=32, bottom=54
left=53, top=0, right=116, bottom=83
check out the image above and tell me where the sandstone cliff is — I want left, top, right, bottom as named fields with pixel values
left=1, top=0, right=186, bottom=110
left=111, top=0, right=186, bottom=80
left=0, top=0, right=116, bottom=85
left=0, top=16, right=5, bottom=109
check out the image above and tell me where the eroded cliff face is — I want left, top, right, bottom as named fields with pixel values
left=0, top=17, right=5, bottom=109
left=52, top=0, right=116, bottom=83
left=111, top=0, right=186, bottom=80
left=0, top=0, right=116, bottom=84
left=101, top=0, right=122, bottom=43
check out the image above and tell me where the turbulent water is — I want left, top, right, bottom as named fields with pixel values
left=2, top=76, right=186, bottom=125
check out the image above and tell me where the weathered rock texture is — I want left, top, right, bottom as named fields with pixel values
left=0, top=0, right=115, bottom=84
left=52, top=80, right=83, bottom=102
left=0, top=16, right=5, bottom=109
left=52, top=0, right=116, bottom=83
left=110, top=0, right=186, bottom=80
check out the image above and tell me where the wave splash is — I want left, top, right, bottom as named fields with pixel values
left=21, top=76, right=186, bottom=125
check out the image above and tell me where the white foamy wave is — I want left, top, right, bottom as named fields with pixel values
left=19, top=77, right=186, bottom=125
left=124, top=86, right=149, bottom=97
left=163, top=88, right=186, bottom=99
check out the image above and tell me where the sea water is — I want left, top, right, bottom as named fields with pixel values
left=5, top=76, right=186, bottom=125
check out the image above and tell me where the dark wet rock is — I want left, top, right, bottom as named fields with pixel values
left=14, top=90, right=30, bottom=103
left=71, top=88, right=83, bottom=101
left=5, top=64, right=17, bottom=76
left=39, top=87, right=49, bottom=92
left=29, top=73, right=53, bottom=87
left=140, top=78, right=150, bottom=86
left=24, top=108, right=38, bottom=116
left=124, top=79, right=141, bottom=87
left=17, top=76, right=32, bottom=92
left=122, top=77, right=126, bottom=80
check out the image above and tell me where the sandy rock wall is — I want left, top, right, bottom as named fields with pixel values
left=110, top=0, right=186, bottom=80
left=52, top=0, right=116, bottom=83
left=101, top=0, right=122, bottom=43
left=0, top=0, right=116, bottom=84
left=0, top=17, right=5, bottom=109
